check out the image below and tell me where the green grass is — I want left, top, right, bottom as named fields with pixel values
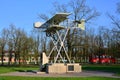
left=0, top=76, right=119, bottom=80
left=82, top=64, right=120, bottom=76
left=0, top=64, right=120, bottom=80
left=0, top=64, right=120, bottom=75
left=0, top=66, right=39, bottom=74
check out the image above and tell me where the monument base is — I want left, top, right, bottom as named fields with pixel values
left=46, top=63, right=82, bottom=73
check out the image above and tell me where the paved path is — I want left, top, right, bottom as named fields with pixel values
left=0, top=70, right=120, bottom=78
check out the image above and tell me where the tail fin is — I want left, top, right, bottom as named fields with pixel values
left=78, top=19, right=85, bottom=30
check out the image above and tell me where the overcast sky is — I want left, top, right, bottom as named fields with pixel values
left=0, top=0, right=119, bottom=33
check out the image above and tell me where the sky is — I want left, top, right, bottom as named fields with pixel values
left=0, top=0, right=120, bottom=33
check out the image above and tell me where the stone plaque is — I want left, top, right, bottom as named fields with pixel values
left=68, top=65, right=74, bottom=71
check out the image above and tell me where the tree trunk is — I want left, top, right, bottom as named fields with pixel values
left=8, top=52, right=12, bottom=66
left=14, top=53, right=17, bottom=65
left=18, top=53, right=21, bottom=65
left=1, top=51, right=4, bottom=66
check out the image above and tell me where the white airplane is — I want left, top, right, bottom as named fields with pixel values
left=34, top=13, right=71, bottom=33
left=34, top=13, right=85, bottom=32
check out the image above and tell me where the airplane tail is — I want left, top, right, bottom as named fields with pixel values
left=78, top=19, right=85, bottom=30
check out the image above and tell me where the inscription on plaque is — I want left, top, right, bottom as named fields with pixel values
left=68, top=65, right=74, bottom=71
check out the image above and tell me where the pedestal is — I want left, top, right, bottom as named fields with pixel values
left=46, top=63, right=82, bottom=73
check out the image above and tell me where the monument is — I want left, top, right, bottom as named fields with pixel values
left=34, top=13, right=85, bottom=73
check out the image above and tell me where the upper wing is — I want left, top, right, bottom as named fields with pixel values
left=46, top=13, right=70, bottom=25
left=39, top=13, right=71, bottom=28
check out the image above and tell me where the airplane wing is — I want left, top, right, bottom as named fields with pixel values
left=46, top=13, right=70, bottom=25
left=35, top=13, right=70, bottom=29
left=44, top=25, right=65, bottom=33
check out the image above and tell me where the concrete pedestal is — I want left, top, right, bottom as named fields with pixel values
left=46, top=63, right=82, bottom=73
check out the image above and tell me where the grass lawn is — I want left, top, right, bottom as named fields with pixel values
left=82, top=64, right=120, bottom=76
left=0, top=64, right=120, bottom=75
left=0, top=76, right=119, bottom=80
left=0, top=64, right=120, bottom=80
left=0, top=65, right=39, bottom=74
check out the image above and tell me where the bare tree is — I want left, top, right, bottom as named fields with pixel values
left=108, top=14, right=120, bottom=30
left=107, top=2, right=120, bottom=58
left=20, top=36, right=35, bottom=64
left=69, top=0, right=99, bottom=60
left=7, top=24, right=27, bottom=65
left=0, top=28, right=8, bottom=65
left=69, top=0, right=100, bottom=22
left=7, top=36, right=14, bottom=65
left=30, top=28, right=46, bottom=64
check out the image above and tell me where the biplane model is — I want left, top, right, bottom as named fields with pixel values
left=34, top=13, right=85, bottom=64
left=34, top=13, right=85, bottom=32
left=34, top=13, right=71, bottom=33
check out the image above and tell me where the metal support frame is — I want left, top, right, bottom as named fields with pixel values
left=48, top=28, right=71, bottom=63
